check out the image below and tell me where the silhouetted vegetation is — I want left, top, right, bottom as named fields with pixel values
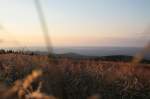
left=0, top=49, right=35, bottom=55
left=93, top=55, right=150, bottom=64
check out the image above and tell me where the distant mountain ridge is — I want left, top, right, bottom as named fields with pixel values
left=0, top=49, right=149, bottom=64
left=9, top=46, right=150, bottom=59
left=46, top=52, right=150, bottom=64
left=1, top=47, right=150, bottom=62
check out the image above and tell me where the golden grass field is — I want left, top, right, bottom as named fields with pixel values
left=0, top=53, right=150, bottom=99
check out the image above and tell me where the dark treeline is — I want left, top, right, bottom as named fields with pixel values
left=0, top=49, right=35, bottom=55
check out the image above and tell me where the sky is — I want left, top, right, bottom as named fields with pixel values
left=0, top=0, right=150, bottom=47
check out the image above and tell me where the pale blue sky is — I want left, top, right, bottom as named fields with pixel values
left=0, top=0, right=150, bottom=47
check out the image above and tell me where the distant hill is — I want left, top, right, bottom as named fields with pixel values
left=0, top=49, right=150, bottom=64
left=93, top=55, right=150, bottom=64
left=4, top=47, right=150, bottom=59
left=29, top=46, right=150, bottom=59
left=51, top=53, right=150, bottom=64
left=54, top=52, right=88, bottom=59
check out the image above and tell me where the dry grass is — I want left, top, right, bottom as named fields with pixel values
left=0, top=53, right=150, bottom=99
left=0, top=69, right=57, bottom=99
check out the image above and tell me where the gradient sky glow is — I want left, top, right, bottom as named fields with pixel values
left=0, top=0, right=150, bottom=47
